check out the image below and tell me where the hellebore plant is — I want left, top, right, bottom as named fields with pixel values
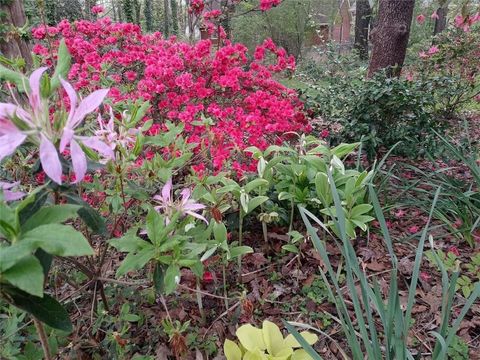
left=224, top=320, right=318, bottom=360
left=0, top=67, right=113, bottom=185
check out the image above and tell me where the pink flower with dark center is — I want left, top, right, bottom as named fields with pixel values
left=416, top=14, right=426, bottom=24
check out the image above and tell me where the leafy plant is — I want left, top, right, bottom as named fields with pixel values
left=224, top=320, right=318, bottom=360
left=0, top=190, right=93, bottom=332
left=292, top=172, right=480, bottom=360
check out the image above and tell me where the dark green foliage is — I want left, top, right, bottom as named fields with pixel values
left=304, top=67, right=443, bottom=160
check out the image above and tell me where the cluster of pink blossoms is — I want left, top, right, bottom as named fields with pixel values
left=32, top=18, right=309, bottom=174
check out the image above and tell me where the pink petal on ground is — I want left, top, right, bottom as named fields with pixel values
left=70, top=139, right=87, bottom=183
left=39, top=135, right=63, bottom=184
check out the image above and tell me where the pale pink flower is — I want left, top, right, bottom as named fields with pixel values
left=431, top=11, right=439, bottom=20
left=153, top=179, right=208, bottom=224
left=0, top=181, right=25, bottom=201
left=59, top=79, right=114, bottom=183
left=0, top=67, right=113, bottom=185
left=0, top=67, right=63, bottom=184
left=95, top=108, right=139, bottom=151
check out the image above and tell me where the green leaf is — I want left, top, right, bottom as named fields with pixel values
left=164, top=264, right=180, bottom=295
left=0, top=64, right=28, bottom=92
left=153, top=263, right=165, bottom=294
left=331, top=143, right=360, bottom=158
left=116, top=246, right=155, bottom=277
left=244, top=178, right=269, bottom=193
left=22, top=205, right=80, bottom=232
left=50, top=39, right=71, bottom=90
left=282, top=244, right=299, bottom=254
left=0, top=242, right=36, bottom=272
left=213, top=221, right=227, bottom=243
left=2, top=256, right=44, bottom=297
left=224, top=339, right=242, bottom=360
left=64, top=194, right=106, bottom=235
left=229, top=246, right=253, bottom=259
left=236, top=324, right=266, bottom=351
left=350, top=204, right=373, bottom=218
left=109, top=229, right=147, bottom=252
left=247, top=196, right=269, bottom=214
left=146, top=209, right=164, bottom=246
left=5, top=287, right=72, bottom=332
left=20, top=224, right=94, bottom=257
left=17, top=188, right=49, bottom=226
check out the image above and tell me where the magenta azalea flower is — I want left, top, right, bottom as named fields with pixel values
left=0, top=181, right=25, bottom=201
left=153, top=179, right=208, bottom=224
left=0, top=66, right=113, bottom=184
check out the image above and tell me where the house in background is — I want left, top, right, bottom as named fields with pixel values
left=307, top=0, right=353, bottom=46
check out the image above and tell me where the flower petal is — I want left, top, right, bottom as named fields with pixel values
left=0, top=181, right=25, bottom=202
left=70, top=139, right=87, bottom=183
left=162, top=179, right=172, bottom=203
left=28, top=67, right=49, bottom=113
left=39, top=135, right=63, bottom=184
left=79, top=136, right=115, bottom=159
left=186, top=211, right=208, bottom=224
left=184, top=202, right=206, bottom=211
left=60, top=127, right=74, bottom=152
left=0, top=119, right=27, bottom=161
left=71, top=89, right=110, bottom=128
left=60, top=77, right=78, bottom=125
left=180, top=188, right=191, bottom=205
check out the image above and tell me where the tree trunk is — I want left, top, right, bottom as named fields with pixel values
left=124, top=0, right=134, bottom=23
left=144, top=0, right=153, bottom=31
left=433, top=6, right=448, bottom=35
left=0, top=0, right=32, bottom=68
left=354, top=0, right=371, bottom=60
left=163, top=0, right=170, bottom=36
left=133, top=0, right=142, bottom=25
left=367, top=0, right=415, bottom=78
left=170, top=0, right=178, bottom=35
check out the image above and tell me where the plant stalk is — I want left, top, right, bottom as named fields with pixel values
left=33, top=318, right=52, bottom=360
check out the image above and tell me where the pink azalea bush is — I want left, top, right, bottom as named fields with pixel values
left=31, top=17, right=309, bottom=174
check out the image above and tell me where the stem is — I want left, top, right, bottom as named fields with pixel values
left=262, top=221, right=268, bottom=243
left=222, top=264, right=229, bottom=310
left=238, top=212, right=243, bottom=279
left=196, top=278, right=206, bottom=325
left=33, top=318, right=52, bottom=360
left=289, top=198, right=295, bottom=233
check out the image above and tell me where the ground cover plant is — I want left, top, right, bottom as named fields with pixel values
left=1, top=0, right=480, bottom=359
